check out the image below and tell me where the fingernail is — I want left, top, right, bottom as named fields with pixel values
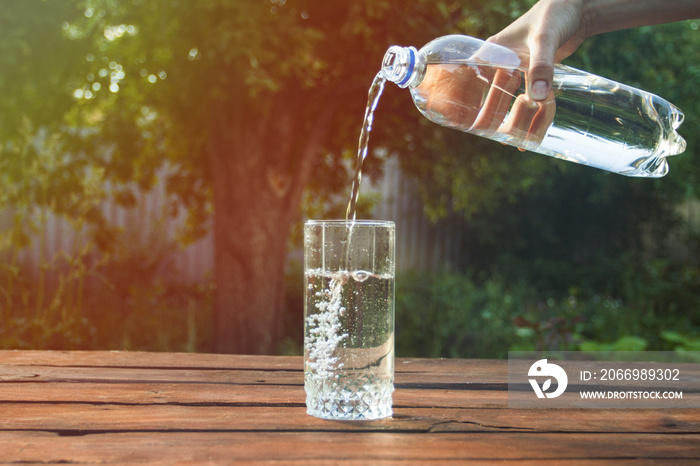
left=530, top=80, right=549, bottom=100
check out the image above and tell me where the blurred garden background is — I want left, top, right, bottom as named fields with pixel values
left=1, top=0, right=699, bottom=356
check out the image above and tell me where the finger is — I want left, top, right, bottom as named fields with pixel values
left=497, top=90, right=556, bottom=151
left=470, top=68, right=522, bottom=135
left=498, top=94, right=540, bottom=146
left=526, top=34, right=558, bottom=101
left=526, top=94, right=556, bottom=146
left=421, top=64, right=493, bottom=131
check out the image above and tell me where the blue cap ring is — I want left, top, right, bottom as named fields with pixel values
left=397, top=48, right=416, bottom=87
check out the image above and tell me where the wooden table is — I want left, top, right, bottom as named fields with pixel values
left=1, top=350, right=699, bottom=463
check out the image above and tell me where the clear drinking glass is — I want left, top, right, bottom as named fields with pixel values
left=304, top=220, right=395, bottom=420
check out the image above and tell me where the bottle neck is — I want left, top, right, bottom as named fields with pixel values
left=381, top=46, right=425, bottom=88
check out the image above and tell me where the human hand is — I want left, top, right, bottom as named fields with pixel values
left=417, top=62, right=556, bottom=150
left=486, top=0, right=588, bottom=101
left=486, top=0, right=700, bottom=101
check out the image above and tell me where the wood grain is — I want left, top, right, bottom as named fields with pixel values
left=1, top=431, right=699, bottom=463
left=0, top=350, right=698, bottom=463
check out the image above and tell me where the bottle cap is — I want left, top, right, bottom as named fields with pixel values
left=381, top=46, right=418, bottom=88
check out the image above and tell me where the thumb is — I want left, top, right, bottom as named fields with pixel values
left=527, top=39, right=557, bottom=101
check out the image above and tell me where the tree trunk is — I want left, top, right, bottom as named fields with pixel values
left=209, top=90, right=334, bottom=354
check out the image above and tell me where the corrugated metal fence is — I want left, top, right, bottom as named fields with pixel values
left=7, top=156, right=700, bottom=284
left=4, top=172, right=215, bottom=285
left=4, top=156, right=466, bottom=285
left=371, top=156, right=466, bottom=272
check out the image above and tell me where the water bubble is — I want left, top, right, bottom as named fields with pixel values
left=339, top=307, right=346, bottom=316
left=323, top=289, right=332, bottom=299
left=307, top=284, right=315, bottom=292
left=352, top=270, right=371, bottom=282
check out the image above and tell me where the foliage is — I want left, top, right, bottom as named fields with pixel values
left=579, top=336, right=648, bottom=352
left=396, top=256, right=700, bottom=359
left=661, top=330, right=700, bottom=352
left=396, top=270, right=527, bottom=358
left=0, top=120, right=106, bottom=349
left=0, top=200, right=214, bottom=351
left=81, top=218, right=215, bottom=352
left=1, top=1, right=699, bottom=354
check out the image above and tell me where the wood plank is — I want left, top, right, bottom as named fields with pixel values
left=0, top=351, right=509, bottom=379
left=0, top=350, right=302, bottom=370
left=397, top=357, right=507, bottom=375
left=2, top=360, right=695, bottom=409
left=0, top=381, right=304, bottom=405
left=0, top=364, right=505, bottom=388
left=1, top=371, right=695, bottom=410
left=2, top=351, right=698, bottom=463
left=0, top=403, right=698, bottom=434
left=0, top=431, right=698, bottom=463
left=0, top=382, right=306, bottom=405
left=0, top=364, right=302, bottom=385
left=23, top=379, right=686, bottom=411
left=0, top=381, right=510, bottom=408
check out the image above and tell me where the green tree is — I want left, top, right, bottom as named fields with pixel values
left=398, top=18, right=700, bottom=288
left=3, top=0, right=488, bottom=353
left=2, top=1, right=698, bottom=354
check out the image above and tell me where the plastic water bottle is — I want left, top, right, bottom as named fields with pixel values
left=380, top=35, right=686, bottom=177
